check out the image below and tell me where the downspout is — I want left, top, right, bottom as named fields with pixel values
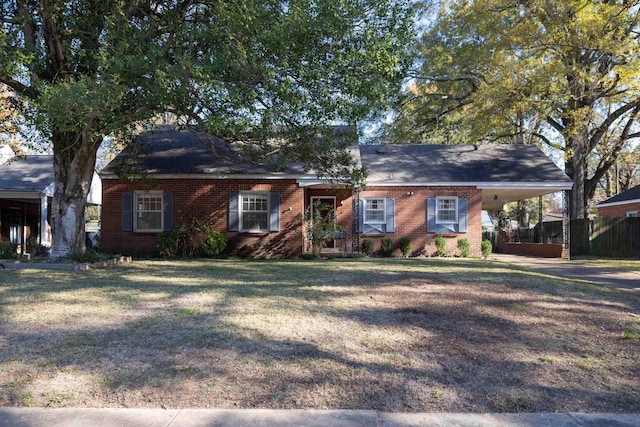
left=351, top=186, right=360, bottom=253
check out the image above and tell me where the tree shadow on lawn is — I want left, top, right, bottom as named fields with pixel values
left=4, top=310, right=638, bottom=412
left=1, top=258, right=639, bottom=411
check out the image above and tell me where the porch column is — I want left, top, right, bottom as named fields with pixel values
left=40, top=195, right=49, bottom=247
left=562, top=190, right=570, bottom=260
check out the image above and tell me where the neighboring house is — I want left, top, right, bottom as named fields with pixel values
left=596, top=185, right=640, bottom=218
left=99, top=126, right=573, bottom=258
left=0, top=145, right=102, bottom=253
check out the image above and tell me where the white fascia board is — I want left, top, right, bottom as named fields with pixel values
left=596, top=198, right=640, bottom=208
left=366, top=181, right=573, bottom=190
left=0, top=190, right=45, bottom=199
left=100, top=173, right=319, bottom=180
left=43, top=182, right=55, bottom=197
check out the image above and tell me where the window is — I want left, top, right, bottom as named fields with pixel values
left=134, top=192, right=163, bottom=232
left=437, top=197, right=457, bottom=223
left=360, top=197, right=395, bottom=234
left=627, top=211, right=638, bottom=218
left=241, top=192, right=269, bottom=232
left=364, top=198, right=386, bottom=224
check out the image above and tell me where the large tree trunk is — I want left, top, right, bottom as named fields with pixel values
left=515, top=199, right=530, bottom=228
left=49, top=129, right=102, bottom=260
left=565, top=135, right=589, bottom=220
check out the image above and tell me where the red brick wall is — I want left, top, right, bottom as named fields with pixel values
left=101, top=179, right=482, bottom=258
left=597, top=202, right=640, bottom=218
left=101, top=178, right=305, bottom=258
left=355, top=186, right=483, bottom=257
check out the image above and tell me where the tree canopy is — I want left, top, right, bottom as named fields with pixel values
left=394, top=0, right=640, bottom=219
left=0, top=0, right=416, bottom=257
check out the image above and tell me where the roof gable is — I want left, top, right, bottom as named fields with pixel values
left=597, top=184, right=640, bottom=207
left=0, top=155, right=55, bottom=193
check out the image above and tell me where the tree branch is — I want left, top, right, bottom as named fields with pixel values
left=0, top=76, right=37, bottom=98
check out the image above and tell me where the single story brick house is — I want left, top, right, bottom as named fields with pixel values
left=0, top=144, right=101, bottom=253
left=596, top=185, right=640, bottom=218
left=99, top=126, right=573, bottom=257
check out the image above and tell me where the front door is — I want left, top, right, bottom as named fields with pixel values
left=310, top=197, right=337, bottom=249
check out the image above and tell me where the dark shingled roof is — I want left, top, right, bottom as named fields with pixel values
left=0, top=155, right=54, bottom=192
left=360, top=144, right=571, bottom=184
left=598, top=185, right=640, bottom=206
left=100, top=126, right=307, bottom=176
left=101, top=126, right=571, bottom=185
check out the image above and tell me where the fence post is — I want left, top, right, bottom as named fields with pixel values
left=562, top=190, right=570, bottom=260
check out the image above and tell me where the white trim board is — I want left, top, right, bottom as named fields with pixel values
left=597, top=198, right=640, bottom=208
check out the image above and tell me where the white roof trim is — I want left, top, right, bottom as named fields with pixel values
left=596, top=198, right=640, bottom=208
left=366, top=181, right=573, bottom=190
left=0, top=190, right=47, bottom=199
left=100, top=174, right=573, bottom=191
left=100, top=173, right=318, bottom=180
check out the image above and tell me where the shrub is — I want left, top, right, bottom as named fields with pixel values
left=304, top=201, right=343, bottom=253
left=481, top=240, right=493, bottom=258
left=157, top=229, right=180, bottom=257
left=435, top=236, right=447, bottom=257
left=201, top=231, right=227, bottom=257
left=457, top=238, right=470, bottom=257
left=0, top=241, right=17, bottom=258
left=361, top=238, right=374, bottom=256
left=380, top=237, right=393, bottom=257
left=399, top=236, right=411, bottom=257
left=157, top=215, right=226, bottom=257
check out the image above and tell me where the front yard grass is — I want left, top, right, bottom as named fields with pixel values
left=0, top=258, right=638, bottom=412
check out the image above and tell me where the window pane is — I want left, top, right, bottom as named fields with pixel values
left=138, top=212, right=162, bottom=230
left=365, top=199, right=385, bottom=223
left=437, top=198, right=457, bottom=222
left=241, top=193, right=269, bottom=231
left=136, top=194, right=163, bottom=230
left=242, top=212, right=268, bottom=230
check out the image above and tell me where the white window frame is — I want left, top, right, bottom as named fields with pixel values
left=436, top=197, right=458, bottom=224
left=134, top=191, right=163, bottom=232
left=364, top=198, right=386, bottom=224
left=240, top=192, right=270, bottom=233
left=627, top=211, right=638, bottom=218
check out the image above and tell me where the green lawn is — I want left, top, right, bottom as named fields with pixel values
left=0, top=258, right=638, bottom=412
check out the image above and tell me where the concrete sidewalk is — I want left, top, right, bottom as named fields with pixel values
left=0, top=408, right=639, bottom=427
left=490, top=253, right=640, bottom=292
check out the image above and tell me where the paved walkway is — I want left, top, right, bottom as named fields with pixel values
left=0, top=408, right=639, bottom=427
left=490, top=254, right=640, bottom=292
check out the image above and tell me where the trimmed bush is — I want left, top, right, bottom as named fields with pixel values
left=361, top=238, right=374, bottom=256
left=457, top=238, right=470, bottom=257
left=380, top=237, right=393, bottom=257
left=399, top=236, right=412, bottom=257
left=435, top=236, right=447, bottom=257
left=201, top=231, right=227, bottom=257
left=481, top=240, right=493, bottom=259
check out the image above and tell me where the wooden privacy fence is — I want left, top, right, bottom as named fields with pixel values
left=581, top=217, right=640, bottom=258
left=486, top=218, right=640, bottom=258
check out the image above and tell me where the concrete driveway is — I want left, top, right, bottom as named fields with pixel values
left=491, top=253, right=640, bottom=292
